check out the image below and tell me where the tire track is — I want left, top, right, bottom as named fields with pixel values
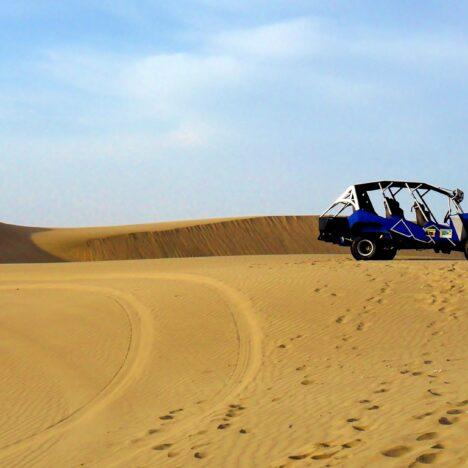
left=0, top=282, right=154, bottom=462
left=0, top=272, right=263, bottom=466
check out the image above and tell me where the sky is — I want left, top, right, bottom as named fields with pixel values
left=0, top=1, right=467, bottom=227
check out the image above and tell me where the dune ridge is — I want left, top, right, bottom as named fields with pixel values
left=1, top=216, right=343, bottom=263
left=63, top=216, right=343, bottom=261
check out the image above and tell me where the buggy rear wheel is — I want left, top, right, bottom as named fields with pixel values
left=351, top=237, right=379, bottom=261
left=465, top=240, right=468, bottom=260
left=377, top=245, right=397, bottom=260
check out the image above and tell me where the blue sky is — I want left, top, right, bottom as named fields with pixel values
left=1, top=1, right=467, bottom=226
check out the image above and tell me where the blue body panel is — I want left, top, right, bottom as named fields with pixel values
left=347, top=209, right=466, bottom=250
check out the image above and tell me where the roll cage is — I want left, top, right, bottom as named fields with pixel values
left=321, top=181, right=464, bottom=224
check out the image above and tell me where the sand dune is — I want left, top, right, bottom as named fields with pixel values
left=0, top=255, right=466, bottom=466
left=1, top=217, right=342, bottom=263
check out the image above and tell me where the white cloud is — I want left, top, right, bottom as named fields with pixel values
left=213, top=17, right=468, bottom=67
left=42, top=49, right=244, bottom=115
left=350, top=33, right=468, bottom=65
left=120, top=53, right=243, bottom=103
left=165, top=122, right=214, bottom=148
left=212, top=17, right=328, bottom=59
left=2, top=120, right=215, bottom=162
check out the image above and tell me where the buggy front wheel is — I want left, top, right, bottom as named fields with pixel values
left=351, top=237, right=379, bottom=261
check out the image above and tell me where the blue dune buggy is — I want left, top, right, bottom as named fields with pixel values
left=318, top=181, right=467, bottom=260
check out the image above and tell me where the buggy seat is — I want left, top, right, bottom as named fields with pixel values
left=385, top=197, right=404, bottom=218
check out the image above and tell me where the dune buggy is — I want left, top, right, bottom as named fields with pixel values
left=318, top=181, right=467, bottom=260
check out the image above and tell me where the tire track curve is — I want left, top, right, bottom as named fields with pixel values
left=0, top=272, right=263, bottom=466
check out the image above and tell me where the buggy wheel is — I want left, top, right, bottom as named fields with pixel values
left=351, top=237, right=379, bottom=261
left=377, top=245, right=397, bottom=260
left=465, top=240, right=468, bottom=260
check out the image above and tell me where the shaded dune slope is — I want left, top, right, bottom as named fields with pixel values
left=1, top=216, right=342, bottom=263
left=0, top=223, right=60, bottom=263
left=65, top=216, right=342, bottom=261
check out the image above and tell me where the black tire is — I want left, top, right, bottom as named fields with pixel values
left=464, top=240, right=468, bottom=260
left=351, top=237, right=380, bottom=261
left=377, top=245, right=397, bottom=261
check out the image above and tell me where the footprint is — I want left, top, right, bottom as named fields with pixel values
left=352, top=425, right=366, bottom=432
left=159, top=415, right=173, bottom=420
left=381, top=446, right=411, bottom=457
left=413, top=412, right=433, bottom=420
left=317, top=442, right=331, bottom=448
left=147, top=428, right=160, bottom=435
left=217, top=423, right=230, bottom=430
left=301, top=379, right=313, bottom=386
left=367, top=405, right=380, bottom=410
left=342, top=439, right=361, bottom=449
left=446, top=409, right=462, bottom=415
left=416, top=432, right=437, bottom=441
left=194, top=451, right=206, bottom=459
left=311, top=452, right=338, bottom=460
left=438, top=417, right=455, bottom=425
left=153, top=443, right=172, bottom=451
left=415, top=453, right=438, bottom=464
left=229, top=404, right=245, bottom=410
left=289, top=454, right=308, bottom=460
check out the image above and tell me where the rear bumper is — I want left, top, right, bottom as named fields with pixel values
left=318, top=216, right=352, bottom=245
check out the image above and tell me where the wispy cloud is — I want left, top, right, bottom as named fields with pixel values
left=42, top=50, right=244, bottom=106
left=212, top=17, right=328, bottom=60
left=350, top=33, right=468, bottom=66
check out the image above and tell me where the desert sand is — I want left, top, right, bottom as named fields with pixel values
left=0, top=219, right=466, bottom=467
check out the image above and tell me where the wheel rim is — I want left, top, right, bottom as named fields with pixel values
left=357, top=239, right=375, bottom=257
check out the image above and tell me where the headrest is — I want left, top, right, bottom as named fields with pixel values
left=453, top=189, right=464, bottom=204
